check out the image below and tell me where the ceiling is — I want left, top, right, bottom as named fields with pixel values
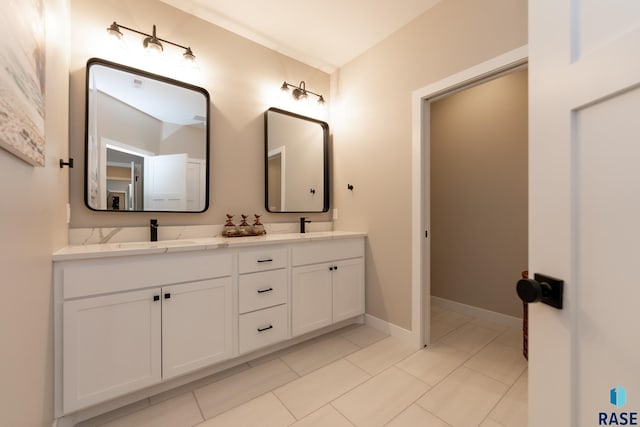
left=92, top=63, right=206, bottom=126
left=159, top=0, right=443, bottom=73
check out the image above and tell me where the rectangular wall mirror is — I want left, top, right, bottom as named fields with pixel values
left=85, top=58, right=210, bottom=212
left=264, top=108, right=329, bottom=213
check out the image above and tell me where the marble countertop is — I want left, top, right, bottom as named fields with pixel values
left=52, top=231, right=367, bottom=261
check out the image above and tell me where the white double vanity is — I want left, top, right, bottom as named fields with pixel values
left=52, top=232, right=365, bottom=422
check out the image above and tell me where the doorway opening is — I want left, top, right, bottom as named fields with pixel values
left=410, top=46, right=528, bottom=348
left=428, top=66, right=528, bottom=343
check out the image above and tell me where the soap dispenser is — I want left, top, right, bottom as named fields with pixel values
left=238, top=214, right=251, bottom=236
left=253, top=214, right=266, bottom=235
left=222, top=214, right=238, bottom=237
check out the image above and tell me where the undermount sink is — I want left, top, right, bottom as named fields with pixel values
left=114, top=240, right=197, bottom=250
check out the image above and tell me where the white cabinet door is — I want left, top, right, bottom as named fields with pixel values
left=332, top=258, right=365, bottom=323
left=162, top=278, right=233, bottom=380
left=291, top=263, right=332, bottom=336
left=63, top=288, right=161, bottom=413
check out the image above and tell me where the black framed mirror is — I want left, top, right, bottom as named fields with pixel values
left=265, top=108, right=329, bottom=213
left=84, top=58, right=210, bottom=212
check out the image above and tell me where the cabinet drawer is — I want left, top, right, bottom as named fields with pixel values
left=238, top=304, right=288, bottom=354
left=238, top=247, right=287, bottom=274
left=239, top=269, right=287, bottom=314
left=62, top=251, right=232, bottom=299
left=292, top=238, right=364, bottom=266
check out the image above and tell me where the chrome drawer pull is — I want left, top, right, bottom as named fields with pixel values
left=257, top=325, right=273, bottom=332
left=257, top=287, right=274, bottom=294
left=257, top=258, right=273, bottom=263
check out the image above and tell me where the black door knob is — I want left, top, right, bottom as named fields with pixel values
left=516, top=278, right=550, bottom=303
left=516, top=273, right=564, bottom=309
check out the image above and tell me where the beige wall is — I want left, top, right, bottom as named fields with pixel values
left=332, top=0, right=527, bottom=329
left=430, top=69, right=528, bottom=318
left=69, top=0, right=331, bottom=227
left=161, top=124, right=206, bottom=159
left=0, top=0, right=70, bottom=425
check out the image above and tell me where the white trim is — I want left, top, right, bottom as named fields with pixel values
left=431, top=296, right=523, bottom=329
left=364, top=314, right=415, bottom=347
left=410, top=45, right=529, bottom=348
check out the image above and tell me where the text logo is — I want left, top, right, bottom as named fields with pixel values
left=599, top=385, right=637, bottom=426
left=612, top=386, right=628, bottom=408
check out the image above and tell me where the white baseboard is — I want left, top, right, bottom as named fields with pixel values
left=364, top=314, right=415, bottom=347
left=431, top=296, right=522, bottom=329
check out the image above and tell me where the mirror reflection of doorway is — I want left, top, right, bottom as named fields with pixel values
left=106, top=148, right=143, bottom=211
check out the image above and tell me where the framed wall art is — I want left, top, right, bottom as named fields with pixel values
left=0, top=0, right=46, bottom=166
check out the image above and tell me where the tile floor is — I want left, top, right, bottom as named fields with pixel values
left=79, top=305, right=527, bottom=427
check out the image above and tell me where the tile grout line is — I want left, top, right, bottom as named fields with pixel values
left=400, top=313, right=515, bottom=423
left=479, top=366, right=528, bottom=427
left=378, top=378, right=436, bottom=426
left=328, top=364, right=428, bottom=426
left=211, top=334, right=382, bottom=424
left=194, top=361, right=301, bottom=422
left=429, top=316, right=474, bottom=343
left=268, top=391, right=299, bottom=425
left=192, top=391, right=206, bottom=425
left=276, top=329, right=389, bottom=423
left=393, top=345, right=476, bottom=390
left=204, top=327, right=386, bottom=424
left=436, top=311, right=526, bottom=426
left=278, top=336, right=364, bottom=377
left=276, top=357, right=372, bottom=421
left=463, top=363, right=527, bottom=387
left=385, top=334, right=467, bottom=426
left=328, top=401, right=357, bottom=427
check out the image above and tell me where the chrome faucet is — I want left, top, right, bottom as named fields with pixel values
left=150, top=219, right=158, bottom=242
left=299, top=217, right=311, bottom=233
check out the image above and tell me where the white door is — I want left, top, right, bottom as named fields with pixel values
left=162, top=278, right=233, bottom=380
left=529, top=2, right=640, bottom=426
left=186, top=159, right=205, bottom=211
left=63, top=288, right=161, bottom=413
left=332, top=258, right=365, bottom=323
left=144, top=153, right=187, bottom=210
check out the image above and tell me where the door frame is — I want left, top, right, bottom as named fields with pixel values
left=410, top=45, right=529, bottom=347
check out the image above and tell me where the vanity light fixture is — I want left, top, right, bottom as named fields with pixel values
left=106, top=21, right=196, bottom=62
left=281, top=81, right=325, bottom=105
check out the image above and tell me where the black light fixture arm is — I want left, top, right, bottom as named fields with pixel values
left=108, top=21, right=195, bottom=57
left=281, top=81, right=322, bottom=98
left=281, top=80, right=325, bottom=103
